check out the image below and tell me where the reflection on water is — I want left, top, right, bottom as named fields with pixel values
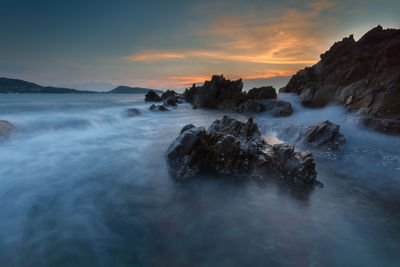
left=0, top=94, right=399, bottom=266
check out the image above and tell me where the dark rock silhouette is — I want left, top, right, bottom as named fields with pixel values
left=145, top=90, right=161, bottom=102
left=280, top=26, right=400, bottom=133
left=166, top=116, right=319, bottom=187
left=0, top=120, right=15, bottom=138
left=247, top=86, right=277, bottom=99
left=184, top=75, right=292, bottom=117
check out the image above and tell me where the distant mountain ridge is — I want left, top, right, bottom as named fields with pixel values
left=0, top=77, right=163, bottom=94
left=108, top=86, right=163, bottom=94
left=0, top=77, right=95, bottom=94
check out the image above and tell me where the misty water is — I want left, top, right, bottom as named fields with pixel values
left=0, top=94, right=399, bottom=266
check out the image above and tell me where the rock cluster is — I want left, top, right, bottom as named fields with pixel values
left=0, top=120, right=15, bottom=138
left=166, top=116, right=319, bottom=187
left=183, top=75, right=293, bottom=117
left=280, top=26, right=400, bottom=133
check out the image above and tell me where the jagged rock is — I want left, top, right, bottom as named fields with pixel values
left=0, top=120, right=15, bottom=138
left=126, top=108, right=141, bottom=117
left=280, top=26, right=400, bottom=134
left=185, top=75, right=293, bottom=117
left=145, top=90, right=161, bottom=102
left=149, top=104, right=168, bottom=112
left=299, top=121, right=345, bottom=151
left=166, top=116, right=319, bottom=187
left=360, top=117, right=400, bottom=135
left=247, top=86, right=277, bottom=99
left=190, top=75, right=244, bottom=109
left=161, top=90, right=178, bottom=100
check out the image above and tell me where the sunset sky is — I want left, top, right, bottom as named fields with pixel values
left=1, top=0, right=399, bottom=90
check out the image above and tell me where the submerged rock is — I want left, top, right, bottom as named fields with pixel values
left=280, top=26, right=400, bottom=134
left=126, top=108, right=141, bottom=117
left=145, top=90, right=161, bottom=102
left=149, top=104, right=168, bottom=112
left=360, top=117, right=400, bottom=135
left=299, top=121, right=345, bottom=151
left=166, top=116, right=319, bottom=187
left=164, top=96, right=178, bottom=107
left=0, top=120, right=15, bottom=138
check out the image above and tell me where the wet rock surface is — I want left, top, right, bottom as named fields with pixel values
left=299, top=120, right=345, bottom=151
left=280, top=26, right=400, bottom=133
left=360, top=117, right=400, bottom=135
left=184, top=75, right=292, bottom=117
left=0, top=120, right=15, bottom=138
left=145, top=90, right=161, bottom=102
left=166, top=116, right=320, bottom=187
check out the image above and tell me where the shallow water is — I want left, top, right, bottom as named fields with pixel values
left=0, top=94, right=399, bottom=266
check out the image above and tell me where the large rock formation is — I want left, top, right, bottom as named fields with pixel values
left=145, top=90, right=161, bottom=102
left=166, top=116, right=319, bottom=187
left=280, top=26, right=400, bottom=126
left=0, top=120, right=15, bottom=138
left=183, top=75, right=293, bottom=117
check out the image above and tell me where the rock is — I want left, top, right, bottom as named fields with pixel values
left=149, top=104, right=168, bottom=112
left=237, top=100, right=266, bottom=114
left=126, top=108, right=141, bottom=117
left=264, top=99, right=293, bottom=117
left=237, top=99, right=293, bottom=117
left=180, top=124, right=196, bottom=134
left=164, top=96, right=178, bottom=107
left=247, top=86, right=277, bottom=99
left=299, top=121, right=345, bottom=151
left=191, top=75, right=244, bottom=109
left=166, top=116, right=319, bottom=187
left=145, top=90, right=161, bottom=102
left=183, top=84, right=198, bottom=103
left=360, top=117, right=400, bottom=135
left=280, top=26, right=400, bottom=133
left=161, top=90, right=178, bottom=100
left=0, top=120, right=15, bottom=138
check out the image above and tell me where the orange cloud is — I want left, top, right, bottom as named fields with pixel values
left=121, top=0, right=340, bottom=88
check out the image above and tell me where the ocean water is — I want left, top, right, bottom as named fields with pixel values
left=0, top=94, right=399, bottom=267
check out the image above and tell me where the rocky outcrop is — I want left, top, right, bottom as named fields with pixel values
left=0, top=120, right=15, bottom=138
left=280, top=26, right=400, bottom=127
left=166, top=116, right=319, bottom=187
left=187, top=75, right=244, bottom=110
left=145, top=90, right=161, bottom=102
left=299, top=121, right=345, bottom=151
left=150, top=104, right=168, bottom=111
left=184, top=75, right=292, bottom=117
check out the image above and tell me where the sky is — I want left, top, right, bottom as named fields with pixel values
left=0, top=0, right=399, bottom=91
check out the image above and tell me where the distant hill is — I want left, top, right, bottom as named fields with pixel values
left=0, top=77, right=95, bottom=94
left=109, top=86, right=163, bottom=94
